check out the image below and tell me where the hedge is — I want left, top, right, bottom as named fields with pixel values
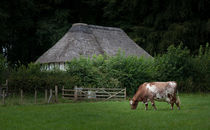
left=3, top=43, right=210, bottom=95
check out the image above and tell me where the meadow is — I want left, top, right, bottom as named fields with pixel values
left=0, top=94, right=210, bottom=130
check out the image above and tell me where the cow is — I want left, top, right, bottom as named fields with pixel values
left=129, top=81, right=180, bottom=110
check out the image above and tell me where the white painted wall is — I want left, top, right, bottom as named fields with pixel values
left=41, top=62, right=67, bottom=71
left=59, top=63, right=65, bottom=71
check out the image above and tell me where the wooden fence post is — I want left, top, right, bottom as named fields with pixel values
left=48, top=89, right=52, bottom=103
left=55, top=85, right=58, bottom=103
left=5, top=80, right=8, bottom=93
left=124, top=88, right=126, bottom=100
left=74, top=86, right=78, bottom=101
left=62, top=86, right=64, bottom=98
left=34, top=89, right=37, bottom=104
left=2, top=90, right=5, bottom=105
left=20, top=89, right=23, bottom=104
left=45, top=89, right=48, bottom=103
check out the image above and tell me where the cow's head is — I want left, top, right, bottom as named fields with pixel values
left=129, top=99, right=139, bottom=110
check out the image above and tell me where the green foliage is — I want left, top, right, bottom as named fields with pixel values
left=153, top=43, right=210, bottom=92
left=67, top=55, right=121, bottom=88
left=101, top=53, right=154, bottom=94
left=0, top=54, right=7, bottom=83
left=190, top=43, right=210, bottom=92
left=67, top=52, right=154, bottom=95
left=6, top=44, right=210, bottom=94
left=8, top=63, right=76, bottom=92
left=154, top=44, right=192, bottom=81
left=0, top=54, right=6, bottom=73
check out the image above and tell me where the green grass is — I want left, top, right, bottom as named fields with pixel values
left=0, top=94, right=210, bottom=130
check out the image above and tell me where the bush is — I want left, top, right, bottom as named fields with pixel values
left=8, top=63, right=77, bottom=93
left=153, top=43, right=210, bottom=92
left=101, top=53, right=154, bottom=95
left=67, top=52, right=154, bottom=95
left=0, top=54, right=7, bottom=84
left=6, top=44, right=210, bottom=95
left=154, top=44, right=192, bottom=81
left=190, top=43, right=210, bottom=92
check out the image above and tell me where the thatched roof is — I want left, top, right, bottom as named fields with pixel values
left=36, top=23, right=152, bottom=63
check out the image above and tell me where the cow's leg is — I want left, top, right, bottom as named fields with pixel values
left=150, top=99, right=157, bottom=110
left=170, top=95, right=175, bottom=110
left=175, top=103, right=180, bottom=110
left=168, top=94, right=176, bottom=110
left=175, top=97, right=180, bottom=110
left=143, top=98, right=148, bottom=110
left=170, top=103, right=174, bottom=110
left=145, top=102, right=148, bottom=110
left=173, top=94, right=181, bottom=110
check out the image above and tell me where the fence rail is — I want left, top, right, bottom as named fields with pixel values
left=1, top=86, right=59, bottom=105
left=1, top=84, right=127, bottom=105
left=62, top=86, right=126, bottom=101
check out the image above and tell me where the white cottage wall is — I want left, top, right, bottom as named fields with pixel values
left=41, top=62, right=67, bottom=71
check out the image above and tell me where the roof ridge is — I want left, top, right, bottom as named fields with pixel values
left=71, top=23, right=122, bottom=32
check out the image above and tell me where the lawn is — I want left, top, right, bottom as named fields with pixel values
left=0, top=94, right=210, bottom=130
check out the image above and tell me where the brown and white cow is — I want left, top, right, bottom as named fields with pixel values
left=129, top=81, right=180, bottom=110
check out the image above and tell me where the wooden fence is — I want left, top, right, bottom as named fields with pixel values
left=62, top=86, right=126, bottom=101
left=1, top=84, right=127, bottom=105
left=1, top=86, right=59, bottom=105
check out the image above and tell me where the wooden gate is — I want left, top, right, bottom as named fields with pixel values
left=62, top=86, right=126, bottom=101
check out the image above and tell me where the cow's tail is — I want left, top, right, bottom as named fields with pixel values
left=176, top=90, right=181, bottom=105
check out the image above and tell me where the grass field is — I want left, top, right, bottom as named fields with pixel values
left=0, top=94, right=210, bottom=130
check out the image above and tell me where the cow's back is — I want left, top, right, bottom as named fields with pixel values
left=145, top=81, right=177, bottom=102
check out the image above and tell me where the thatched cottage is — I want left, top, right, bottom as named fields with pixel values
left=36, top=23, right=152, bottom=70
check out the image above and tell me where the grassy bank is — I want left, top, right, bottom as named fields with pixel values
left=0, top=94, right=210, bottom=130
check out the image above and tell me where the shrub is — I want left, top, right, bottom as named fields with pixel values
left=190, top=43, right=210, bottom=92
left=153, top=43, right=210, bottom=92
left=67, top=52, right=154, bottom=95
left=0, top=54, right=7, bottom=84
left=101, top=53, right=154, bottom=95
left=6, top=44, right=210, bottom=95
left=8, top=63, right=77, bottom=93
left=154, top=44, right=192, bottom=81
left=67, top=55, right=120, bottom=88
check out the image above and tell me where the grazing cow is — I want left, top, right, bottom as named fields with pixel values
left=129, top=81, right=180, bottom=110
